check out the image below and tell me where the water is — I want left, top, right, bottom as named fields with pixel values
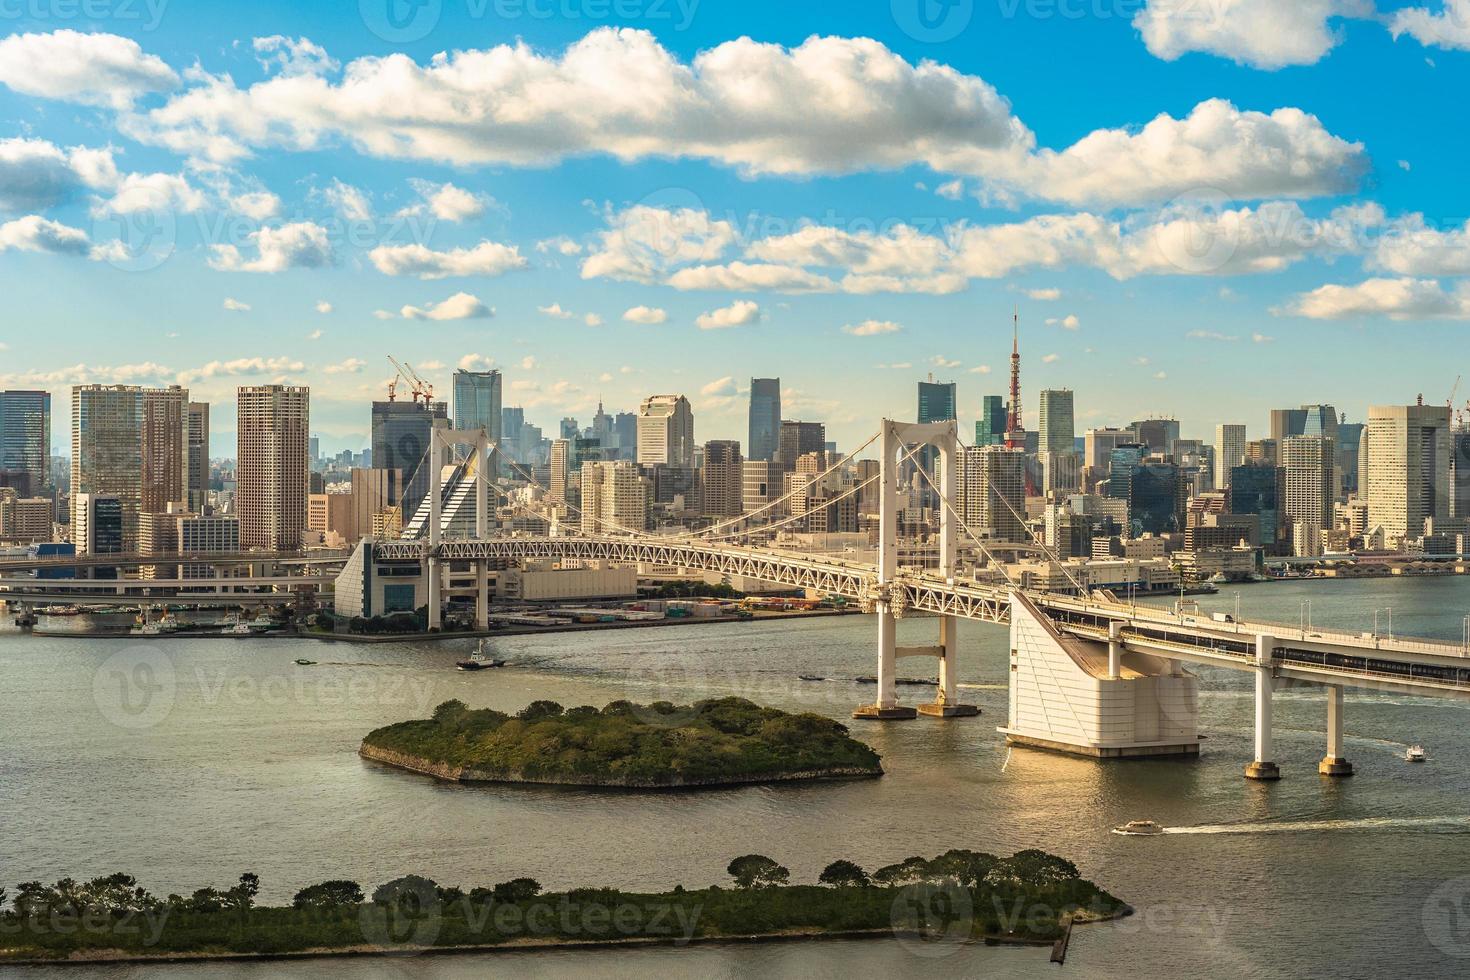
left=4, top=577, right=1470, bottom=978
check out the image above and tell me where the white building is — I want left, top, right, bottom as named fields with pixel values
left=1214, top=424, right=1247, bottom=490
left=637, top=395, right=695, bottom=468
left=1365, top=403, right=1452, bottom=543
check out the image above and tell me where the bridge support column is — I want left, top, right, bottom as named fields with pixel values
left=854, top=605, right=915, bottom=719
left=474, top=560, right=489, bottom=632
left=918, top=615, right=980, bottom=718
left=1245, top=634, right=1281, bottom=780
left=1107, top=620, right=1123, bottom=679
left=1319, top=685, right=1353, bottom=777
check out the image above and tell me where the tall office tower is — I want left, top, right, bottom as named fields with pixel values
left=1245, top=438, right=1279, bottom=466
left=701, top=440, right=744, bottom=517
left=1356, top=426, right=1370, bottom=502
left=236, top=385, right=309, bottom=552
left=1039, top=451, right=1080, bottom=494
left=451, top=369, right=502, bottom=443
left=1453, top=430, right=1470, bottom=520
left=777, top=420, right=826, bottom=471
left=501, top=406, right=525, bottom=453
left=371, top=398, right=448, bottom=523
left=1108, top=447, right=1183, bottom=536
left=72, top=385, right=143, bottom=554
left=1269, top=408, right=1307, bottom=442
left=1337, top=421, right=1364, bottom=496
left=1230, top=463, right=1285, bottom=555
left=958, top=445, right=1027, bottom=543
left=549, top=439, right=570, bottom=504
left=580, top=460, right=649, bottom=534
left=1083, top=427, right=1133, bottom=473
left=917, top=378, right=957, bottom=424
left=742, top=460, right=784, bottom=515
left=73, top=493, right=124, bottom=556
left=637, top=395, right=695, bottom=468
left=1301, top=404, right=1339, bottom=441
left=141, top=385, right=188, bottom=515
left=350, top=467, right=402, bottom=541
left=612, top=412, right=637, bottom=460
left=185, top=402, right=209, bottom=511
left=559, top=418, right=580, bottom=440
left=1130, top=418, right=1179, bottom=455
left=975, top=395, right=1007, bottom=447
left=1281, top=435, right=1335, bottom=544
left=1214, top=424, right=1247, bottom=490
left=0, top=390, right=51, bottom=496
left=591, top=402, right=614, bottom=451
left=1037, top=389, right=1075, bottom=456
left=1365, top=403, right=1452, bottom=541
left=748, top=378, right=782, bottom=463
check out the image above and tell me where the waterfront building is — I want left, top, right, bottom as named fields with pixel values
left=0, top=390, right=50, bottom=497
left=237, top=385, right=309, bottom=551
left=141, top=385, right=188, bottom=516
left=748, top=379, right=781, bottom=463
left=1365, top=403, right=1452, bottom=542
left=1282, top=435, right=1335, bottom=541
left=185, top=402, right=209, bottom=511
left=1230, top=463, right=1285, bottom=554
left=71, top=385, right=143, bottom=553
left=1038, top=389, right=1075, bottom=457
left=371, top=398, right=448, bottom=521
left=702, top=440, right=744, bottom=518
left=1214, top=424, right=1247, bottom=491
left=350, top=467, right=401, bottom=541
left=637, top=395, right=695, bottom=468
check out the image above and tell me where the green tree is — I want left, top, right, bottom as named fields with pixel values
left=372, top=875, right=440, bottom=913
left=727, top=855, right=789, bottom=889
left=292, top=880, right=364, bottom=909
left=818, top=860, right=869, bottom=888
left=517, top=700, right=564, bottom=721
left=491, top=878, right=542, bottom=903
left=871, top=857, right=932, bottom=886
left=224, top=873, right=260, bottom=911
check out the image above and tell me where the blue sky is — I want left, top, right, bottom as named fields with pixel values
left=2, top=0, right=1469, bottom=456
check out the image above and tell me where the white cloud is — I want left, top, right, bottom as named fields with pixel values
left=1134, top=0, right=1369, bottom=70
left=969, top=364, right=992, bottom=374
left=0, top=215, right=93, bottom=256
left=520, top=356, right=537, bottom=370
left=842, top=319, right=902, bottom=337
left=177, top=356, right=304, bottom=384
left=1026, top=288, right=1061, bottom=300
left=459, top=354, right=495, bottom=371
left=935, top=179, right=965, bottom=200
left=622, top=305, right=668, bottom=324
left=1153, top=371, right=1168, bottom=380
left=321, top=179, right=371, bottom=221
left=1391, top=1, right=1470, bottom=51
left=1186, top=329, right=1239, bottom=341
left=222, top=297, right=251, bottom=312
left=1280, top=277, right=1470, bottom=320
left=0, top=30, right=177, bottom=108
left=209, top=221, right=333, bottom=273
left=1371, top=215, right=1470, bottom=276
left=397, top=179, right=490, bottom=222
left=307, top=329, right=324, bottom=340
left=322, top=357, right=365, bottom=374
left=582, top=205, right=738, bottom=283
left=1045, top=314, right=1080, bottom=330
left=369, top=239, right=526, bottom=279
left=668, top=261, right=838, bottom=293
left=93, top=171, right=206, bottom=215
left=231, top=190, right=281, bottom=220
left=1042, top=353, right=1061, bottom=363
left=584, top=312, right=604, bottom=327
left=931, top=355, right=960, bottom=369
left=314, top=300, right=333, bottom=314
left=696, top=300, right=761, bottom=330
left=538, top=302, right=576, bottom=319
left=400, top=292, right=493, bottom=321
left=536, top=235, right=583, bottom=255
left=700, top=375, right=740, bottom=397
left=253, top=35, right=339, bottom=77
left=1253, top=332, right=1275, bottom=343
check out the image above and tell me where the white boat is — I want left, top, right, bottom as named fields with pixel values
left=456, top=639, right=506, bottom=671
left=1406, top=745, right=1427, bottom=763
left=224, top=622, right=253, bottom=636
left=1112, top=820, right=1166, bottom=836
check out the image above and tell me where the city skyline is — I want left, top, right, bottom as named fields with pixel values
left=2, top=7, right=1469, bottom=455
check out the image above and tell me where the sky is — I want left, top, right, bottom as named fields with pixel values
left=2, top=0, right=1470, bottom=457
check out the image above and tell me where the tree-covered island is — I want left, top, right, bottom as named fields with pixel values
left=359, top=697, right=885, bottom=788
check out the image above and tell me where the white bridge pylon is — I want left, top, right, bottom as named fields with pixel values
left=854, top=419, right=979, bottom=720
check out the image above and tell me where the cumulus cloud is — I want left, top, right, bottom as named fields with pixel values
left=1026, top=287, right=1061, bottom=300
left=400, top=292, right=493, bottom=321
left=369, top=239, right=526, bottom=279
left=209, top=221, right=333, bottom=272
left=1391, top=2, right=1470, bottom=51
left=538, top=303, right=576, bottom=319
left=842, top=319, right=902, bottom=336
left=94, top=171, right=206, bottom=215
left=314, top=300, right=333, bottom=314
left=1279, top=277, right=1470, bottom=320
left=668, top=261, right=837, bottom=293
left=536, top=235, right=583, bottom=255
left=622, top=305, right=668, bottom=324
left=1134, top=0, right=1370, bottom=69
left=0, top=30, right=177, bottom=108
left=1371, top=214, right=1470, bottom=276
left=696, top=300, right=760, bottom=330
left=321, top=179, right=371, bottom=220
left=0, top=215, right=93, bottom=256
left=222, top=297, right=251, bottom=312
left=1045, top=314, right=1080, bottom=330
left=177, top=356, right=304, bottom=384
left=253, top=36, right=339, bottom=77
left=322, top=357, right=365, bottom=374
left=459, top=353, right=494, bottom=371
left=397, top=179, right=490, bottom=222
left=230, top=189, right=281, bottom=220
left=584, top=313, right=604, bottom=327
left=582, top=205, right=738, bottom=283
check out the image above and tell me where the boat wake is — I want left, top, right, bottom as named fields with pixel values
left=1163, top=815, right=1470, bottom=836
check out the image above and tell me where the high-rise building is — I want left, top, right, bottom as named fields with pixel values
left=1230, top=463, right=1284, bottom=554
left=73, top=493, right=124, bottom=557
left=1214, top=424, right=1247, bottom=491
left=1282, top=435, right=1335, bottom=541
left=71, top=385, right=143, bottom=553
left=975, top=395, right=1007, bottom=447
left=0, top=390, right=51, bottom=497
left=371, top=398, right=448, bottom=522
left=742, top=460, right=783, bottom=515
left=701, top=440, right=744, bottom=517
left=580, top=461, right=648, bottom=534
left=549, top=439, right=571, bottom=504
left=1131, top=418, right=1179, bottom=456
left=451, top=369, right=502, bottom=445
left=237, top=385, right=309, bottom=551
left=748, top=378, right=781, bottom=463
left=959, top=445, right=1027, bottom=543
left=1365, top=404, right=1451, bottom=541
left=185, top=402, right=209, bottom=512
left=1038, top=389, right=1075, bottom=457
left=917, top=379, right=957, bottom=425
left=777, top=420, right=825, bottom=472
left=613, top=412, right=638, bottom=460
left=592, top=402, right=614, bottom=451
left=351, top=467, right=402, bottom=541
left=1453, top=430, right=1470, bottom=521
left=1084, top=427, right=1133, bottom=473
left=637, top=395, right=695, bottom=468
left=1270, top=408, right=1307, bottom=442
left=1337, top=421, right=1364, bottom=497
left=141, top=385, right=188, bottom=516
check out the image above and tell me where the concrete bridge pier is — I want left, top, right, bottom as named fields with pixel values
left=1318, top=685, right=1353, bottom=777
left=855, top=602, right=915, bottom=720
left=1244, top=633, right=1282, bottom=781
left=918, top=614, right=980, bottom=718
left=474, top=560, right=489, bottom=632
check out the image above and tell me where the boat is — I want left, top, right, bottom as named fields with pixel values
left=1112, top=820, right=1166, bottom=836
left=294, top=659, right=317, bottom=666
left=1406, top=745, right=1427, bottom=763
left=855, top=676, right=938, bottom=686
left=247, top=614, right=278, bottom=632
left=223, top=622, right=253, bottom=636
left=798, top=674, right=827, bottom=682
left=456, top=639, right=507, bottom=671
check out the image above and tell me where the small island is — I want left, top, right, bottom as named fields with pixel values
left=0, top=849, right=1129, bottom=963
left=360, top=696, right=884, bottom=788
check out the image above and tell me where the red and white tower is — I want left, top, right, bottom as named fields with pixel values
left=1004, top=310, right=1024, bottom=449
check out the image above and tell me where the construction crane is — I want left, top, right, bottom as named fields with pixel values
left=1450, top=375, right=1462, bottom=412
left=386, top=356, right=433, bottom=404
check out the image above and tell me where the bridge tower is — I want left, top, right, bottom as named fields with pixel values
left=854, top=419, right=979, bottom=721
left=424, top=421, right=495, bottom=632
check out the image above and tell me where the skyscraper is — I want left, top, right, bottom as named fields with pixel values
left=580, top=461, right=649, bottom=533
left=1269, top=408, right=1307, bottom=442
left=549, top=439, right=570, bottom=504
left=637, top=395, right=695, bottom=468
left=0, top=390, right=50, bottom=496
left=237, top=385, right=309, bottom=551
left=701, top=440, right=744, bottom=517
left=958, top=445, right=1027, bottom=543
left=1282, top=435, right=1335, bottom=542
left=1038, top=389, right=1075, bottom=456
left=451, top=369, right=502, bottom=444
left=917, top=379, right=957, bottom=425
left=748, top=378, right=781, bottom=463
left=1214, top=424, right=1247, bottom=491
left=976, top=395, right=1007, bottom=447
left=372, top=398, right=448, bottom=522
left=1230, top=463, right=1285, bottom=555
left=1131, top=418, right=1179, bottom=456
left=141, top=385, right=188, bottom=516
left=72, top=385, right=143, bottom=554
left=777, top=420, right=826, bottom=472
left=185, top=402, right=210, bottom=511
left=1365, top=404, right=1451, bottom=541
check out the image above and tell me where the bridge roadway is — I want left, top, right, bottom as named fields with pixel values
left=377, top=534, right=1470, bottom=702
